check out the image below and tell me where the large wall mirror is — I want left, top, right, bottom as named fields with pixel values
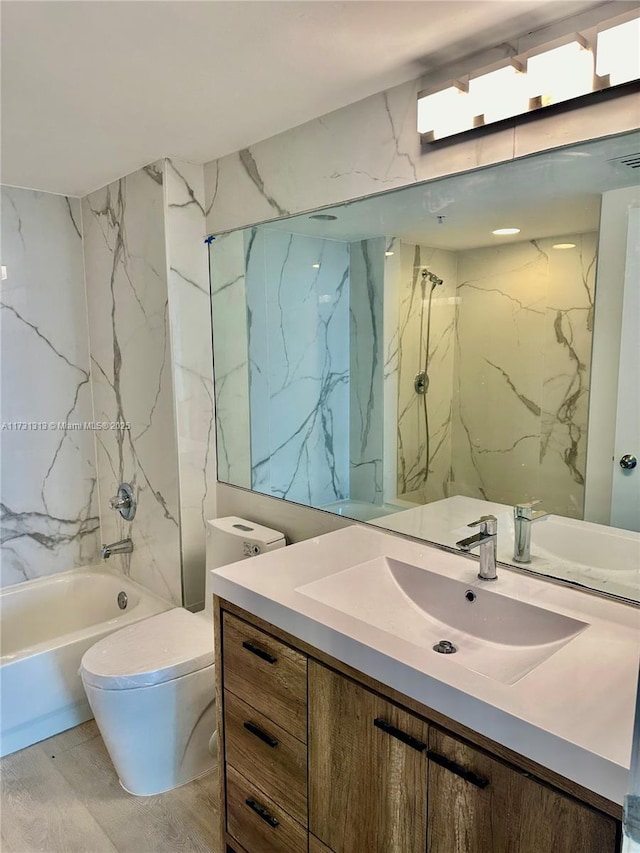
left=209, top=130, right=639, bottom=603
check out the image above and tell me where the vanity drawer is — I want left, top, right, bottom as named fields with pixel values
left=224, top=690, right=307, bottom=825
left=222, top=612, right=307, bottom=742
left=226, top=764, right=307, bottom=853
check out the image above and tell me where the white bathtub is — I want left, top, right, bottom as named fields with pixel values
left=0, top=567, right=173, bottom=757
left=320, top=498, right=418, bottom=522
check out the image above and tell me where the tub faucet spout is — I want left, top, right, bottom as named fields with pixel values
left=101, top=539, right=133, bottom=560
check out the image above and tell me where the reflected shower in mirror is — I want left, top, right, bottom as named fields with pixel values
left=209, top=131, right=640, bottom=602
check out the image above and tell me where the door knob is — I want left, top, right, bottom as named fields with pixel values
left=620, top=454, right=637, bottom=470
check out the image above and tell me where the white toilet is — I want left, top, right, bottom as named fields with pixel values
left=80, top=517, right=286, bottom=796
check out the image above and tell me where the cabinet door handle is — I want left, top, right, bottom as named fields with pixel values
left=374, top=718, right=427, bottom=752
left=243, top=721, right=278, bottom=748
left=242, top=640, right=277, bottom=664
left=245, top=797, right=280, bottom=827
left=427, top=750, right=490, bottom=789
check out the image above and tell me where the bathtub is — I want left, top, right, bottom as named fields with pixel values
left=320, top=498, right=418, bottom=522
left=0, top=567, right=173, bottom=757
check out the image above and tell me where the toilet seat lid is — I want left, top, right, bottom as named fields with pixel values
left=80, top=608, right=214, bottom=690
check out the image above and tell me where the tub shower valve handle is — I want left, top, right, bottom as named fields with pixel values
left=109, top=483, right=136, bottom=521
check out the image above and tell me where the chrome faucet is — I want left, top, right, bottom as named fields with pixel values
left=100, top=538, right=133, bottom=560
left=456, top=515, right=498, bottom=581
left=513, top=502, right=548, bottom=563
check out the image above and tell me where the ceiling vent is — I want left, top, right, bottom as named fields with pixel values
left=608, top=153, right=640, bottom=171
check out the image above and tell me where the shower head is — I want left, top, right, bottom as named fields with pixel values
left=422, top=269, right=443, bottom=289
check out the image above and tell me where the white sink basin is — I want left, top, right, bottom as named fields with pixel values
left=372, top=496, right=640, bottom=602
left=513, top=515, right=639, bottom=573
left=496, top=515, right=640, bottom=600
left=296, top=556, right=588, bottom=685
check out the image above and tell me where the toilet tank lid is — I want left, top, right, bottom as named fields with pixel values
left=80, top=608, right=214, bottom=690
left=206, top=516, right=285, bottom=545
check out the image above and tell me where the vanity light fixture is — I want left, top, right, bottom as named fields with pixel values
left=417, top=82, right=474, bottom=140
left=468, top=59, right=528, bottom=124
left=417, top=9, right=639, bottom=143
left=596, top=13, right=640, bottom=86
left=553, top=242, right=577, bottom=249
left=492, top=227, right=521, bottom=236
left=527, top=36, right=594, bottom=108
left=385, top=251, right=395, bottom=257
left=312, top=263, right=320, bottom=269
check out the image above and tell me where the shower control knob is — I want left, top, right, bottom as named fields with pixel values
left=110, top=495, right=130, bottom=510
left=109, top=483, right=136, bottom=521
left=620, top=454, right=637, bottom=470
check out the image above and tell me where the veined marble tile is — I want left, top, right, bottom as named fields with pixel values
left=350, top=238, right=384, bottom=504
left=246, top=230, right=350, bottom=506
left=204, top=75, right=517, bottom=236
left=209, top=229, right=251, bottom=489
left=396, top=243, right=456, bottom=504
left=164, top=159, right=216, bottom=608
left=0, top=186, right=99, bottom=586
left=538, top=232, right=597, bottom=517
left=382, top=237, right=401, bottom=503
left=82, top=165, right=182, bottom=604
left=451, top=234, right=595, bottom=513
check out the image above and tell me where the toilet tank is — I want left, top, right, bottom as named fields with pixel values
left=204, top=516, right=286, bottom=613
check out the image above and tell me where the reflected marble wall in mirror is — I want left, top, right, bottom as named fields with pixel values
left=209, top=131, right=640, bottom=602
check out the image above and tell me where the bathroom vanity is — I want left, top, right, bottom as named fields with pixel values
left=212, top=526, right=638, bottom=853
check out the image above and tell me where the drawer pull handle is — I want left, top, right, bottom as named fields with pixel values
left=242, top=640, right=277, bottom=664
left=374, top=718, right=427, bottom=752
left=245, top=797, right=279, bottom=828
left=427, top=750, right=490, bottom=789
left=243, top=721, right=278, bottom=748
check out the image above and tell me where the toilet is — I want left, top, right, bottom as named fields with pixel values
left=80, top=517, right=286, bottom=796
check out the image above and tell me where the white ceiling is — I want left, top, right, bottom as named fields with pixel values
left=1, top=0, right=607, bottom=197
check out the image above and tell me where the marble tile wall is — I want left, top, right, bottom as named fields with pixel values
left=245, top=229, right=350, bottom=506
left=0, top=187, right=100, bottom=585
left=82, top=164, right=182, bottom=604
left=200, top=4, right=633, bottom=543
left=349, top=238, right=384, bottom=505
left=204, top=3, right=637, bottom=237
left=382, top=237, right=401, bottom=504
left=396, top=243, right=457, bottom=505
left=163, top=159, right=216, bottom=608
left=209, top=230, right=252, bottom=491
left=452, top=233, right=597, bottom=517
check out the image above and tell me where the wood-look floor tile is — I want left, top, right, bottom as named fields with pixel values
left=1, top=743, right=118, bottom=853
left=1, top=724, right=221, bottom=853
left=47, top=729, right=219, bottom=852
left=42, top=720, right=101, bottom=756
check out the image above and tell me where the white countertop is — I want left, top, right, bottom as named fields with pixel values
left=212, top=524, right=640, bottom=806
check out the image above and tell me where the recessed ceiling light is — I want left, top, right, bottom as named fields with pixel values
left=552, top=242, right=577, bottom=250
left=312, top=263, right=320, bottom=269
left=492, top=227, right=521, bottom=236
left=309, top=214, right=337, bottom=221
left=385, top=251, right=395, bottom=257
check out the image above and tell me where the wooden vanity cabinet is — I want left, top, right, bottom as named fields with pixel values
left=426, top=728, right=619, bottom=853
left=216, top=600, right=621, bottom=853
left=219, top=612, right=308, bottom=853
left=309, top=660, right=428, bottom=853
